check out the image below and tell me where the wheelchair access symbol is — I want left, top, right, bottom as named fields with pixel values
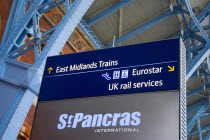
left=121, top=70, right=129, bottom=78
left=102, top=72, right=111, bottom=80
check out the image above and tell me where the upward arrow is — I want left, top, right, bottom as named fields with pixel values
left=168, top=66, right=175, bottom=72
left=47, top=67, right=53, bottom=74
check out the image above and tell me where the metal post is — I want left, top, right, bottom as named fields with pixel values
left=0, top=0, right=94, bottom=139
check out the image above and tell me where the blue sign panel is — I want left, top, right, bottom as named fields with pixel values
left=39, top=38, right=180, bottom=101
left=31, top=38, right=187, bottom=140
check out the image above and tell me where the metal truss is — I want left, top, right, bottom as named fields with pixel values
left=82, top=0, right=210, bottom=139
left=78, top=20, right=105, bottom=49
left=0, top=0, right=210, bottom=139
left=174, top=0, right=210, bottom=139
left=78, top=0, right=135, bottom=49
left=0, top=0, right=94, bottom=139
left=105, top=9, right=175, bottom=48
left=86, top=0, right=135, bottom=26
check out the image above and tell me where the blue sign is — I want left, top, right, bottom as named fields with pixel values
left=39, top=38, right=180, bottom=101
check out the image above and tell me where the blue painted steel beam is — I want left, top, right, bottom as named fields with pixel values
left=188, top=123, right=210, bottom=136
left=185, top=2, right=210, bottom=80
left=190, top=43, right=205, bottom=52
left=79, top=20, right=105, bottom=49
left=186, top=42, right=210, bottom=80
left=38, top=0, right=57, bottom=11
left=197, top=118, right=203, bottom=140
left=34, top=0, right=94, bottom=70
left=0, top=0, right=45, bottom=56
left=193, top=25, right=210, bottom=33
left=38, top=0, right=65, bottom=14
left=86, top=0, right=134, bottom=26
left=10, top=35, right=51, bottom=59
left=190, top=33, right=206, bottom=45
left=187, top=99, right=208, bottom=115
left=41, top=25, right=57, bottom=37
left=106, top=10, right=174, bottom=48
left=171, top=3, right=210, bottom=39
left=0, top=0, right=66, bottom=58
left=10, top=0, right=26, bottom=34
left=204, top=132, right=210, bottom=140
left=189, top=127, right=210, bottom=137
left=187, top=86, right=204, bottom=98
left=200, top=113, right=210, bottom=119
left=0, top=0, right=95, bottom=139
left=11, top=46, right=34, bottom=59
left=0, top=59, right=35, bottom=140
left=8, top=26, right=56, bottom=58
left=0, top=0, right=26, bottom=46
left=0, top=3, right=45, bottom=138
left=188, top=105, right=202, bottom=117
left=184, top=0, right=209, bottom=41
left=174, top=5, right=189, bottom=15
left=183, top=2, right=210, bottom=36
left=190, top=3, right=210, bottom=29
left=188, top=102, right=209, bottom=133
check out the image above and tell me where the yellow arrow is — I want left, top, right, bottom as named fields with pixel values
left=47, top=67, right=53, bottom=74
left=168, top=66, right=175, bottom=72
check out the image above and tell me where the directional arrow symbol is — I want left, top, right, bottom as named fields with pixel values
left=48, top=67, right=53, bottom=74
left=168, top=66, right=175, bottom=72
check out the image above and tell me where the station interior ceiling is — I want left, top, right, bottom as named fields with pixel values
left=86, top=1, right=210, bottom=139
left=0, top=0, right=210, bottom=140
left=85, top=1, right=210, bottom=139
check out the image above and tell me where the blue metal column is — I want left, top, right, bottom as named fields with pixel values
left=0, top=1, right=45, bottom=139
left=0, top=0, right=94, bottom=139
left=175, top=1, right=210, bottom=139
